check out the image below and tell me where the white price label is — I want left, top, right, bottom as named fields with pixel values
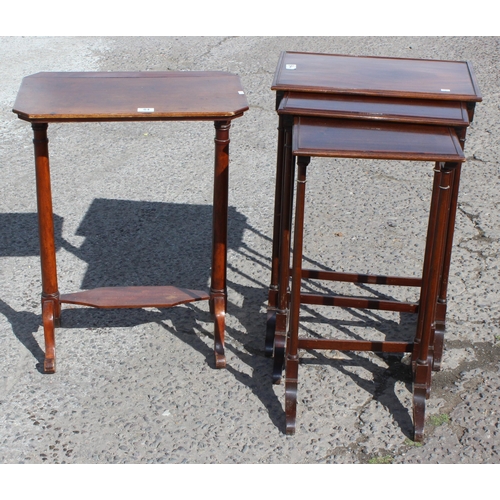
left=137, top=107, right=154, bottom=112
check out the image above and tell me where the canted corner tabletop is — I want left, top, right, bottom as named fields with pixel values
left=13, top=71, right=249, bottom=373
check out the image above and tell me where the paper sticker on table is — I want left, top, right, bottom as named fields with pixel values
left=440, top=89, right=451, bottom=92
left=285, top=64, right=297, bottom=70
left=137, top=108, right=154, bottom=112
left=238, top=91, right=245, bottom=94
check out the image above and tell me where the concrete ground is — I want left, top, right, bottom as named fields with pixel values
left=1, top=36, right=499, bottom=465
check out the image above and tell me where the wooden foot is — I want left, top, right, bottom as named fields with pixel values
left=212, top=294, right=226, bottom=369
left=272, top=311, right=287, bottom=384
left=42, top=300, right=56, bottom=373
left=412, top=358, right=432, bottom=442
left=272, top=332, right=285, bottom=384
left=285, top=357, right=299, bottom=435
left=215, top=352, right=226, bottom=369
left=432, top=324, right=445, bottom=372
left=412, top=386, right=426, bottom=443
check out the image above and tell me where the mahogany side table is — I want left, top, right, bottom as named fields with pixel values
left=13, top=71, right=249, bottom=373
left=267, top=52, right=482, bottom=383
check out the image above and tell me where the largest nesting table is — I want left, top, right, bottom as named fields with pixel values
left=13, top=71, right=249, bottom=373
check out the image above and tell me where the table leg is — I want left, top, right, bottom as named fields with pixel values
left=433, top=163, right=462, bottom=371
left=265, top=115, right=286, bottom=357
left=285, top=156, right=310, bottom=435
left=211, top=120, right=231, bottom=368
left=33, top=123, right=60, bottom=373
left=273, top=115, right=295, bottom=384
left=412, top=162, right=456, bottom=442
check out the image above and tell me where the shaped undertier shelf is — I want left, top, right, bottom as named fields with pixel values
left=60, top=286, right=209, bottom=309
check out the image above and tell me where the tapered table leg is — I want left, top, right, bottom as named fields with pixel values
left=211, top=120, right=231, bottom=368
left=33, top=123, right=60, bottom=373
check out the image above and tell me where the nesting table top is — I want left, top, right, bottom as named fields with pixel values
left=272, top=52, right=482, bottom=102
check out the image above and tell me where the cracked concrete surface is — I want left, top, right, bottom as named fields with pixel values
left=1, top=36, right=499, bottom=464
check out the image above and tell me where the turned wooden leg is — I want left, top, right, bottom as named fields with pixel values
left=432, top=126, right=469, bottom=371
left=273, top=116, right=295, bottom=384
left=210, top=120, right=231, bottom=368
left=433, top=163, right=462, bottom=371
left=266, top=115, right=286, bottom=357
left=413, top=162, right=456, bottom=441
left=33, top=123, right=60, bottom=373
left=285, top=156, right=309, bottom=434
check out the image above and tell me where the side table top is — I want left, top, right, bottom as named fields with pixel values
left=272, top=52, right=482, bottom=102
left=13, top=71, right=249, bottom=122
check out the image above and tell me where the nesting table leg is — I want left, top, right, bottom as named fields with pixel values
left=211, top=120, right=232, bottom=368
left=284, top=156, right=310, bottom=434
left=433, top=163, right=462, bottom=371
left=266, top=115, right=286, bottom=356
left=33, top=123, right=60, bottom=373
left=412, top=162, right=457, bottom=441
left=272, top=116, right=295, bottom=384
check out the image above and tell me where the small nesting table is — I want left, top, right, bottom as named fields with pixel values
left=13, top=71, right=248, bottom=373
left=267, top=52, right=481, bottom=440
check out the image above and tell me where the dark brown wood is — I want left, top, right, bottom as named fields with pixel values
left=33, top=123, right=60, bottom=373
left=268, top=51, right=481, bottom=442
left=270, top=54, right=478, bottom=333
left=299, top=292, right=418, bottom=314
left=280, top=92, right=470, bottom=126
left=272, top=52, right=482, bottom=102
left=266, top=101, right=465, bottom=370
left=297, top=339, right=414, bottom=353
left=266, top=115, right=286, bottom=358
left=412, top=162, right=457, bottom=439
left=60, top=286, right=209, bottom=308
left=292, top=117, right=465, bottom=162
left=301, top=269, right=422, bottom=287
left=285, top=156, right=309, bottom=434
left=272, top=115, right=296, bottom=384
left=14, top=71, right=248, bottom=372
left=433, top=163, right=462, bottom=370
left=33, top=124, right=59, bottom=300
left=281, top=119, right=467, bottom=442
left=211, top=120, right=231, bottom=368
left=13, top=71, right=249, bottom=122
left=268, top=89, right=473, bottom=348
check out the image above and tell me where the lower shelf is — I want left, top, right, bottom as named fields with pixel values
left=60, top=286, right=209, bottom=309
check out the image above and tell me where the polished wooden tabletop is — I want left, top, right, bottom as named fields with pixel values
left=292, top=116, right=466, bottom=162
left=279, top=92, right=470, bottom=126
left=272, top=52, right=482, bottom=102
left=13, top=71, right=249, bottom=122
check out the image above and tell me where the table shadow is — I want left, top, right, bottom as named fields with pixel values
left=1, top=205, right=421, bottom=435
left=0, top=212, right=64, bottom=257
